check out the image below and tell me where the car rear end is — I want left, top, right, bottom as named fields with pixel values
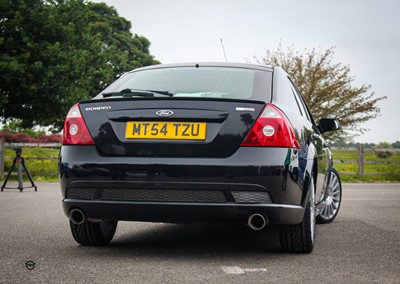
left=59, top=63, right=306, bottom=233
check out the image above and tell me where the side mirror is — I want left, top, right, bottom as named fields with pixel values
left=318, top=118, right=339, bottom=133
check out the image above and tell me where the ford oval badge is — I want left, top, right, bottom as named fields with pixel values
left=156, top=110, right=174, bottom=117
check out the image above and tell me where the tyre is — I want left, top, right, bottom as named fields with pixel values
left=280, top=177, right=316, bottom=253
left=70, top=220, right=118, bottom=246
left=316, top=168, right=342, bottom=224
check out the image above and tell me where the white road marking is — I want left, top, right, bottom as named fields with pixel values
left=221, top=266, right=267, bottom=275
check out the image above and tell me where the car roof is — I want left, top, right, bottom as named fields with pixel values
left=130, top=62, right=274, bottom=73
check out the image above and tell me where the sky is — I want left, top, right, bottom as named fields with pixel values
left=93, top=0, right=400, bottom=143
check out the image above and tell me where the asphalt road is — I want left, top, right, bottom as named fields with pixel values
left=0, top=182, right=399, bottom=284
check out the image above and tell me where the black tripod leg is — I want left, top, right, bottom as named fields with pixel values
left=1, top=158, right=17, bottom=191
left=21, top=159, right=37, bottom=191
left=17, top=158, right=24, bottom=191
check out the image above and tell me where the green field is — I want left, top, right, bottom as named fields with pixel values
left=1, top=147, right=400, bottom=183
left=332, top=149, right=400, bottom=182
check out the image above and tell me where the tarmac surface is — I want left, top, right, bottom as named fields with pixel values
left=0, top=182, right=399, bottom=283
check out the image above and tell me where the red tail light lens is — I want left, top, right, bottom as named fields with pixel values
left=241, top=104, right=300, bottom=148
left=62, top=104, right=95, bottom=145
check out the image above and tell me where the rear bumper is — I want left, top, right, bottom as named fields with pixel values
left=63, top=199, right=304, bottom=225
left=59, top=146, right=309, bottom=225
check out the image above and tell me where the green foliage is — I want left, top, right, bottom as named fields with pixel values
left=0, top=0, right=159, bottom=130
left=374, top=151, right=393, bottom=158
left=331, top=138, right=348, bottom=148
left=375, top=142, right=392, bottom=149
left=392, top=141, right=400, bottom=149
left=373, top=142, right=395, bottom=158
left=253, top=44, right=386, bottom=140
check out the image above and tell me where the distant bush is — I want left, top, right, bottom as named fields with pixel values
left=0, top=131, right=36, bottom=143
left=373, top=142, right=395, bottom=158
left=0, top=131, right=61, bottom=143
left=38, top=133, right=62, bottom=143
left=374, top=149, right=395, bottom=158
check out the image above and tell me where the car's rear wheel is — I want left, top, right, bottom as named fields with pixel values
left=316, top=168, right=342, bottom=224
left=279, top=177, right=316, bottom=253
left=70, top=220, right=118, bottom=246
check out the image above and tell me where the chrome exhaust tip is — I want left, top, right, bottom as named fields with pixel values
left=248, top=213, right=267, bottom=231
left=69, top=208, right=86, bottom=225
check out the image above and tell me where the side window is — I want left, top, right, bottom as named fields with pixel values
left=288, top=78, right=312, bottom=122
left=276, top=76, right=303, bottom=115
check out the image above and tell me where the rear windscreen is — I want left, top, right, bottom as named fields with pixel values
left=96, top=66, right=272, bottom=101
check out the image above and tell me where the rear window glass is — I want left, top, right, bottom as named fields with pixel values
left=96, top=66, right=272, bottom=101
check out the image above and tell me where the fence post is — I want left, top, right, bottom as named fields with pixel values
left=0, top=138, right=4, bottom=179
left=358, top=144, right=364, bottom=176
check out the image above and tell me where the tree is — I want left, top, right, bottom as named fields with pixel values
left=85, top=2, right=158, bottom=91
left=374, top=142, right=395, bottom=158
left=392, top=141, right=400, bottom=149
left=253, top=44, right=386, bottom=140
left=0, top=0, right=159, bottom=130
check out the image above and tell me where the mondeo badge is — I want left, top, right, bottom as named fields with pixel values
left=156, top=110, right=174, bottom=117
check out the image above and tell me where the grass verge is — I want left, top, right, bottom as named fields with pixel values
left=2, top=147, right=59, bottom=183
left=332, top=149, right=400, bottom=182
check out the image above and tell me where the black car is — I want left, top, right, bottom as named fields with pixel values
left=59, top=62, right=342, bottom=253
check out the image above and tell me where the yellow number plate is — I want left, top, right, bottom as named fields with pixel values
left=125, top=121, right=207, bottom=140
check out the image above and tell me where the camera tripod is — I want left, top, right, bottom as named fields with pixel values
left=1, top=148, right=37, bottom=192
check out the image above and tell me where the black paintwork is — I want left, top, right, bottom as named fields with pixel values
left=59, top=62, right=338, bottom=226
left=81, top=99, right=265, bottom=157
left=60, top=146, right=306, bottom=224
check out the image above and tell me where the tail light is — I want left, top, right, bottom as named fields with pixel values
left=241, top=104, right=300, bottom=148
left=62, top=104, right=95, bottom=145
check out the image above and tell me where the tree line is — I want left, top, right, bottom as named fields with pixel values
left=331, top=141, right=400, bottom=149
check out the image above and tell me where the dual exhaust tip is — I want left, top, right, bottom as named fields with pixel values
left=69, top=208, right=268, bottom=230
